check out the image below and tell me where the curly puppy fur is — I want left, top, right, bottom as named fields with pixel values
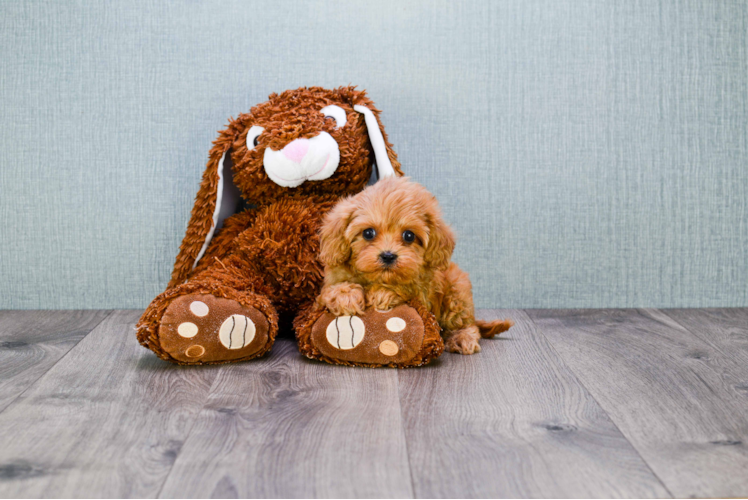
left=317, top=177, right=513, bottom=355
left=137, top=86, right=403, bottom=363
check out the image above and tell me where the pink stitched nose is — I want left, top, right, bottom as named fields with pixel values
left=283, top=139, right=309, bottom=163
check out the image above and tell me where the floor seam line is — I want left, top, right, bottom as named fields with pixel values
left=396, top=369, right=418, bottom=499
left=656, top=308, right=747, bottom=364
left=0, top=309, right=114, bottom=418
left=155, top=364, right=227, bottom=499
left=522, top=308, right=676, bottom=499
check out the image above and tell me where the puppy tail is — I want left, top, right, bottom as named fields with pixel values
left=476, top=318, right=514, bottom=339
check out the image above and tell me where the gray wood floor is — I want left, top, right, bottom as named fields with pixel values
left=0, top=309, right=746, bottom=498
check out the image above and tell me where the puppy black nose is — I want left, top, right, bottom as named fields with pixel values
left=379, top=251, right=398, bottom=265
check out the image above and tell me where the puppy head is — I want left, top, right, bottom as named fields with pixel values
left=319, top=177, right=456, bottom=285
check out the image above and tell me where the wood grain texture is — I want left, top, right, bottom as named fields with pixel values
left=159, top=338, right=413, bottom=499
left=661, top=308, right=748, bottom=367
left=527, top=308, right=748, bottom=498
left=399, top=309, right=669, bottom=498
left=0, top=310, right=110, bottom=413
left=0, top=310, right=221, bottom=498
left=2, top=308, right=745, bottom=498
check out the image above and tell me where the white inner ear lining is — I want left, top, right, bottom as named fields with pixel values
left=354, top=105, right=396, bottom=179
left=192, top=150, right=227, bottom=270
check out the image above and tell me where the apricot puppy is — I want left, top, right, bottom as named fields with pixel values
left=317, top=177, right=512, bottom=354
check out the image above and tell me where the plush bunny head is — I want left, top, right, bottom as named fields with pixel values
left=170, top=86, right=403, bottom=286
left=229, top=86, right=402, bottom=202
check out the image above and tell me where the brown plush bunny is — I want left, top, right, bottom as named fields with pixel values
left=137, top=86, right=442, bottom=367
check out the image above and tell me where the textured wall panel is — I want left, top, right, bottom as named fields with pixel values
left=1, top=0, right=746, bottom=309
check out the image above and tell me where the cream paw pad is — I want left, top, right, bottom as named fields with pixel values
left=159, top=294, right=270, bottom=364
left=325, top=315, right=366, bottom=349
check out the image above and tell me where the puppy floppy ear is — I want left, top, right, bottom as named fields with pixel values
left=168, top=123, right=243, bottom=288
left=423, top=210, right=456, bottom=272
left=318, top=197, right=358, bottom=269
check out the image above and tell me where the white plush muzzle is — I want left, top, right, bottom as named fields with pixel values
left=263, top=132, right=340, bottom=188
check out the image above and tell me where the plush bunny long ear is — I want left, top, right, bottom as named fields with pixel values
left=353, top=104, right=404, bottom=181
left=168, top=129, right=242, bottom=288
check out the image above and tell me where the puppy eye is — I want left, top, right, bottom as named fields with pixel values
left=320, top=105, right=347, bottom=129
left=362, top=228, right=376, bottom=241
left=246, top=125, right=265, bottom=151
left=402, top=230, right=416, bottom=243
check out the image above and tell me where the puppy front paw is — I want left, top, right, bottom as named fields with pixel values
left=445, top=328, right=482, bottom=355
left=366, top=288, right=403, bottom=312
left=318, top=283, right=366, bottom=316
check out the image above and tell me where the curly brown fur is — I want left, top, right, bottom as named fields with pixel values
left=137, top=86, right=403, bottom=363
left=168, top=86, right=402, bottom=289
left=317, top=177, right=513, bottom=355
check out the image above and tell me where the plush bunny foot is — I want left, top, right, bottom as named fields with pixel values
left=157, top=294, right=273, bottom=364
left=294, top=300, right=444, bottom=368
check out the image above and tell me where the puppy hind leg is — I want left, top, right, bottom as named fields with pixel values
left=444, top=324, right=482, bottom=355
left=435, top=263, right=514, bottom=348
left=434, top=263, right=481, bottom=355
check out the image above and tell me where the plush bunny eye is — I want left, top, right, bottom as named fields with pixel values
left=362, top=228, right=376, bottom=241
left=246, top=125, right=265, bottom=150
left=402, top=230, right=416, bottom=243
left=320, top=105, right=347, bottom=129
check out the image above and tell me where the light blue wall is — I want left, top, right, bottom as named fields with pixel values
left=1, top=1, right=746, bottom=309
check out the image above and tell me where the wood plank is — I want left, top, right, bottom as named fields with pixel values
left=159, top=338, right=413, bottom=499
left=527, top=308, right=748, bottom=499
left=0, top=310, right=221, bottom=498
left=0, top=310, right=111, bottom=413
left=399, top=309, right=669, bottom=498
left=661, top=308, right=748, bottom=367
